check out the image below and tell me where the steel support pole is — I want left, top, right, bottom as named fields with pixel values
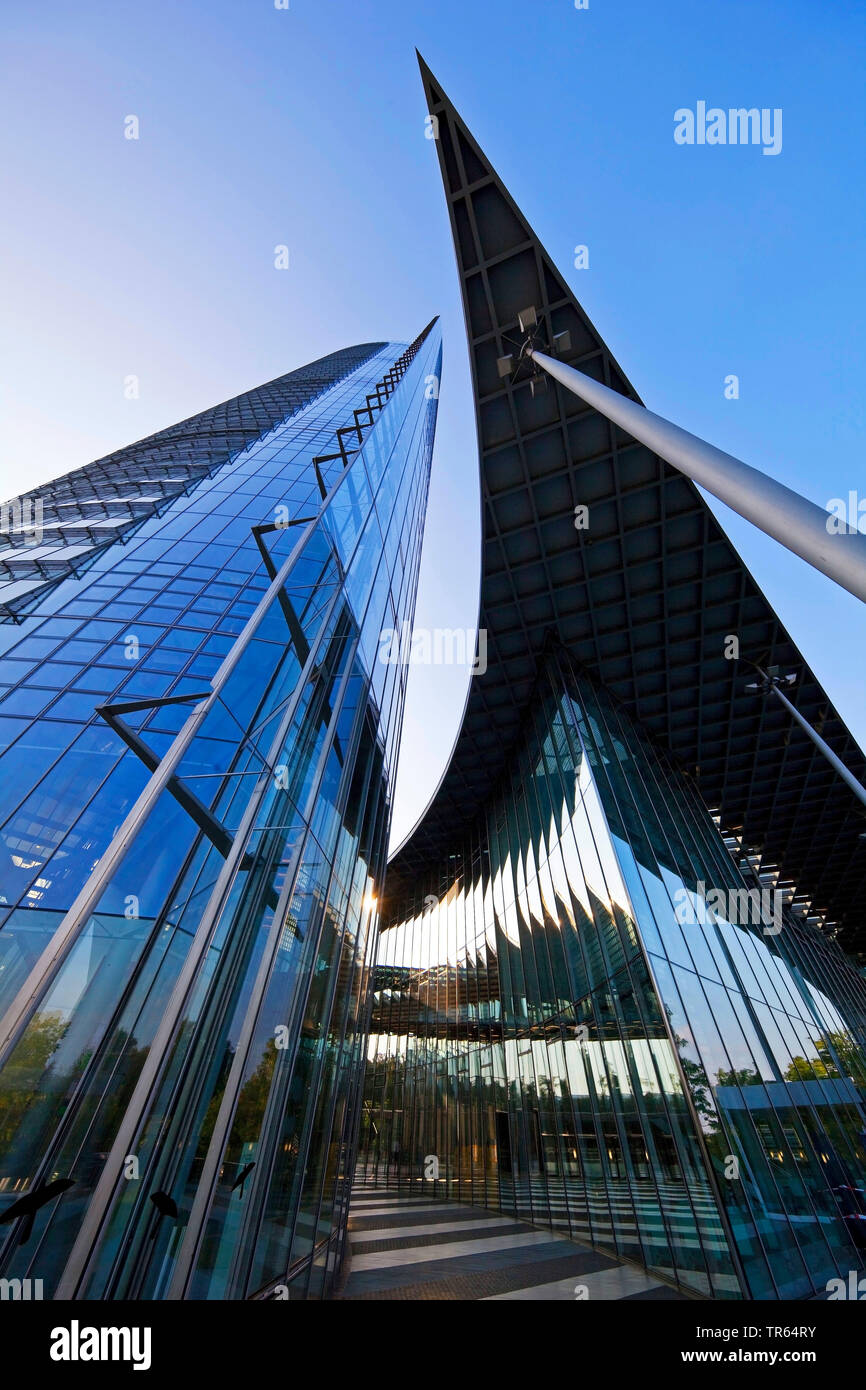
left=767, top=679, right=866, bottom=811
left=529, top=349, right=866, bottom=604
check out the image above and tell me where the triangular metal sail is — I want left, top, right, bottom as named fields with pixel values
left=389, top=57, right=866, bottom=949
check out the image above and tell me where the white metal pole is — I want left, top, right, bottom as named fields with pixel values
left=529, top=349, right=866, bottom=604
left=767, top=679, right=866, bottom=811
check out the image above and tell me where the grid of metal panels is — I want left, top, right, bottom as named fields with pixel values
left=389, top=60, right=866, bottom=952
left=0, top=343, right=385, bottom=622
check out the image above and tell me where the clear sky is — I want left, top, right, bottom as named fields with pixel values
left=1, top=0, right=864, bottom=850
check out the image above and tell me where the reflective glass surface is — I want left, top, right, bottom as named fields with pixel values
left=0, top=326, right=441, bottom=1299
left=362, top=647, right=866, bottom=1299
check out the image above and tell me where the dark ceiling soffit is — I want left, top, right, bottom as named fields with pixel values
left=386, top=56, right=866, bottom=950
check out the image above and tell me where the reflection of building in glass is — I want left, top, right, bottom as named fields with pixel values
left=364, top=649, right=866, bottom=1299
left=0, top=323, right=441, bottom=1299
left=358, top=62, right=866, bottom=1302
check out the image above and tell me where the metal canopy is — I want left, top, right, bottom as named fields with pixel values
left=387, top=57, right=866, bottom=952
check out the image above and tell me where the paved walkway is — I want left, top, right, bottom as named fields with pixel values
left=337, top=1187, right=691, bottom=1301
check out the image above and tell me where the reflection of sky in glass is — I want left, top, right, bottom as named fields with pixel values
left=366, top=655, right=866, bottom=1301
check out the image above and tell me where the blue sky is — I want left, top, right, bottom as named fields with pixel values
left=1, top=0, right=864, bottom=848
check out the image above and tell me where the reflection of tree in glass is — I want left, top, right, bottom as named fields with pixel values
left=784, top=1032, right=862, bottom=1082
left=661, top=1005, right=719, bottom=1131
left=0, top=1010, right=66, bottom=1150
left=679, top=1052, right=719, bottom=1132
left=716, top=1067, right=761, bottom=1088
left=89, top=1029, right=149, bottom=1155
left=221, top=1039, right=279, bottom=1175
left=786, top=1055, right=829, bottom=1081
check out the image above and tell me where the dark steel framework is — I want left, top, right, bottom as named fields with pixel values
left=389, top=58, right=866, bottom=953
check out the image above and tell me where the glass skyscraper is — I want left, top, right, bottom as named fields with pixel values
left=0, top=321, right=442, bottom=1299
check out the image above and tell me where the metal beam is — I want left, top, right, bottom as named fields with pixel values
left=97, top=698, right=235, bottom=858
left=530, top=349, right=866, bottom=603
left=752, top=672, right=866, bottom=812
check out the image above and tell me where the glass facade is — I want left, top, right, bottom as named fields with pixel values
left=0, top=321, right=442, bottom=1299
left=0, top=345, right=384, bottom=623
left=361, top=645, right=866, bottom=1299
